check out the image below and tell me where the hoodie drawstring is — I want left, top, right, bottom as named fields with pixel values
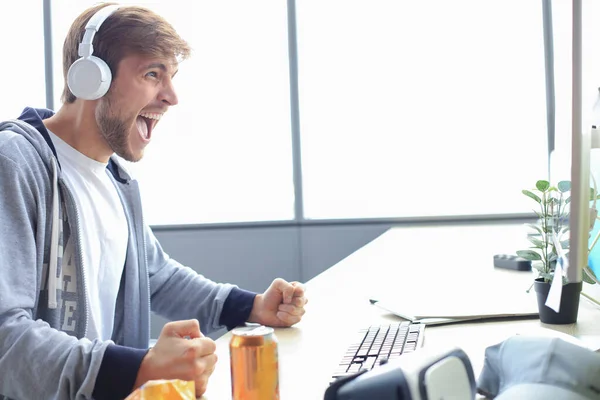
left=48, top=156, right=59, bottom=309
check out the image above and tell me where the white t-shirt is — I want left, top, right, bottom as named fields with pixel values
left=49, top=131, right=128, bottom=341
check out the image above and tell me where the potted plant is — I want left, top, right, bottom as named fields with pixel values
left=517, top=179, right=599, bottom=324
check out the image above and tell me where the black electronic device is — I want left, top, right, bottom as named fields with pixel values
left=324, top=347, right=476, bottom=400
left=493, top=254, right=532, bottom=271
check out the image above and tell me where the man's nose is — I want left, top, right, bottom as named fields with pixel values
left=159, top=80, right=179, bottom=106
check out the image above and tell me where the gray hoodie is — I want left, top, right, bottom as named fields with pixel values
left=0, top=107, right=257, bottom=400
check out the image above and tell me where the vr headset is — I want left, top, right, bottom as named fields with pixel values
left=324, top=347, right=476, bottom=400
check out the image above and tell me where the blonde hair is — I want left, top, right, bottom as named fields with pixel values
left=61, top=3, right=191, bottom=103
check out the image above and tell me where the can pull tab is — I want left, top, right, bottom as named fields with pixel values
left=232, top=325, right=274, bottom=336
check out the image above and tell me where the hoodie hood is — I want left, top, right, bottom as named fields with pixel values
left=0, top=107, right=58, bottom=171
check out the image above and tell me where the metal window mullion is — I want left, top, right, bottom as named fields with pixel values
left=542, top=0, right=555, bottom=179
left=287, top=0, right=304, bottom=222
left=43, top=0, right=54, bottom=110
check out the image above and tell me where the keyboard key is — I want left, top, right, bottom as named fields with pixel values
left=362, top=356, right=377, bottom=370
left=347, top=363, right=363, bottom=373
left=368, top=346, right=381, bottom=357
left=340, top=356, right=354, bottom=365
left=356, top=347, right=369, bottom=357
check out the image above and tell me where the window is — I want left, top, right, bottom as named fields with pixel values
left=51, top=1, right=295, bottom=225
left=0, top=0, right=46, bottom=119
left=296, top=1, right=548, bottom=219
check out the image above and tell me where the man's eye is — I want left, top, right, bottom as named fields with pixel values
left=146, top=71, right=158, bottom=78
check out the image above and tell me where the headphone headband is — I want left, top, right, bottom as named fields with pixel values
left=78, top=4, right=120, bottom=58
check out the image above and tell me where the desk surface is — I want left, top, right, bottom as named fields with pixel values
left=202, top=223, right=600, bottom=399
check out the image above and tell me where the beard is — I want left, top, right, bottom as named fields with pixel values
left=96, top=94, right=141, bottom=162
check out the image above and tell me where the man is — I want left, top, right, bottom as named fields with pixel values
left=0, top=3, right=307, bottom=399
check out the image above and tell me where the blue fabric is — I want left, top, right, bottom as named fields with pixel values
left=220, top=287, right=257, bottom=330
left=92, top=345, right=148, bottom=400
left=588, top=219, right=600, bottom=280
left=477, top=336, right=600, bottom=399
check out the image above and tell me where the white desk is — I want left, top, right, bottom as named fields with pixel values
left=202, top=223, right=600, bottom=399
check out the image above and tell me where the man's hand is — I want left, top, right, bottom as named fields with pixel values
left=134, top=319, right=217, bottom=397
left=248, top=278, right=308, bottom=327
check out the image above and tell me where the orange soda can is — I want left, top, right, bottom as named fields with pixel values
left=230, top=325, right=280, bottom=400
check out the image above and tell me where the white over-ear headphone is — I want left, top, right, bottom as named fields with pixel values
left=67, top=5, right=120, bottom=100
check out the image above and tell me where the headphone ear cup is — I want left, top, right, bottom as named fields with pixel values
left=67, top=56, right=112, bottom=100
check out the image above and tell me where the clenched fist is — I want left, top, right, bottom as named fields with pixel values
left=134, top=319, right=217, bottom=397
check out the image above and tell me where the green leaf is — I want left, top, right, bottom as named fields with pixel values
left=557, top=181, right=571, bottom=192
left=536, top=180, right=550, bottom=191
left=526, top=236, right=545, bottom=248
left=533, top=263, right=546, bottom=274
left=516, top=250, right=542, bottom=261
left=583, top=268, right=596, bottom=284
left=539, top=271, right=554, bottom=282
left=525, top=223, right=543, bottom=235
left=522, top=190, right=541, bottom=204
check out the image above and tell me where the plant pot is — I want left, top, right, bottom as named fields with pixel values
left=534, top=278, right=582, bottom=324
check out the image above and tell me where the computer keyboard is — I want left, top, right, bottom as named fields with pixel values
left=331, top=321, right=425, bottom=380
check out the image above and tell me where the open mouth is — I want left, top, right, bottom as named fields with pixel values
left=136, top=112, right=162, bottom=142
